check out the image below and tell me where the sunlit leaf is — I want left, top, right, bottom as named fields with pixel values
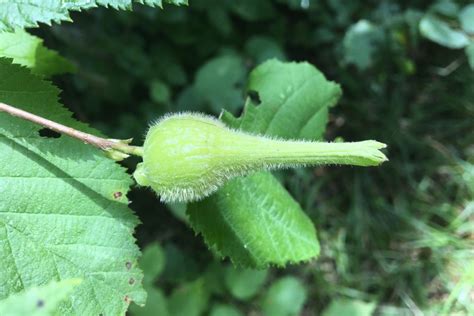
left=0, top=58, right=145, bottom=314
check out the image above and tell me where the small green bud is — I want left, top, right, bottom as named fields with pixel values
left=133, top=113, right=387, bottom=202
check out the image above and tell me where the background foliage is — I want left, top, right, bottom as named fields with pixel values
left=0, top=0, right=473, bottom=315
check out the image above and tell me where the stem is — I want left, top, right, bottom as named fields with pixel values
left=0, top=102, right=143, bottom=158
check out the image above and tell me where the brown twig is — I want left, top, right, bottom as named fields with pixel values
left=0, top=102, right=143, bottom=158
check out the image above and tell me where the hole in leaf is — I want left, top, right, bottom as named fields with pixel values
left=247, top=90, right=261, bottom=105
left=38, top=128, right=61, bottom=139
left=125, top=262, right=132, bottom=270
left=128, top=277, right=135, bottom=285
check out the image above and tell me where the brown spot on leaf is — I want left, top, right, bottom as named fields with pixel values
left=124, top=295, right=131, bottom=303
left=125, top=261, right=132, bottom=270
left=113, top=191, right=122, bottom=199
left=128, top=277, right=135, bottom=285
left=37, top=299, right=44, bottom=308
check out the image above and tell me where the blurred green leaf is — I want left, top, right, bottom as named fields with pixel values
left=207, top=6, right=233, bottom=36
left=245, top=36, right=286, bottom=64
left=166, top=202, right=189, bottom=223
left=0, top=279, right=81, bottom=316
left=420, top=14, right=470, bottom=48
left=203, top=262, right=227, bottom=296
left=150, top=80, right=171, bottom=104
left=224, top=268, right=268, bottom=301
left=462, top=162, right=474, bottom=195
left=209, top=304, right=243, bottom=316
left=0, top=30, right=75, bottom=76
left=459, top=4, right=474, bottom=34
left=194, top=55, right=246, bottom=113
left=176, top=86, right=204, bottom=112
left=161, top=244, right=199, bottom=283
left=322, top=299, right=376, bottom=316
left=168, top=279, right=209, bottom=316
left=261, top=277, right=307, bottom=316
left=151, top=45, right=188, bottom=86
left=343, top=20, right=383, bottom=70
left=230, top=0, right=276, bottom=21
left=431, top=0, right=459, bottom=17
left=466, top=43, right=474, bottom=70
left=129, top=288, right=169, bottom=316
left=140, top=242, right=166, bottom=287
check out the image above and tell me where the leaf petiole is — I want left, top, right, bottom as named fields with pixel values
left=0, top=101, right=143, bottom=160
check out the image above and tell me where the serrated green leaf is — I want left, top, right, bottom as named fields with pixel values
left=0, top=279, right=81, bottom=316
left=224, top=267, right=268, bottom=301
left=459, top=4, right=474, bottom=34
left=223, top=59, right=342, bottom=140
left=0, top=1, right=121, bottom=32
left=188, top=60, right=340, bottom=268
left=129, top=242, right=167, bottom=316
left=188, top=172, right=320, bottom=267
left=164, top=0, right=188, bottom=5
left=135, top=0, right=188, bottom=9
left=0, top=2, right=68, bottom=32
left=0, top=29, right=75, bottom=76
left=420, top=14, right=470, bottom=49
left=135, top=0, right=163, bottom=8
left=0, top=59, right=145, bottom=314
left=0, top=0, right=185, bottom=32
left=261, top=277, right=307, bottom=316
left=321, top=299, right=377, bottom=316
